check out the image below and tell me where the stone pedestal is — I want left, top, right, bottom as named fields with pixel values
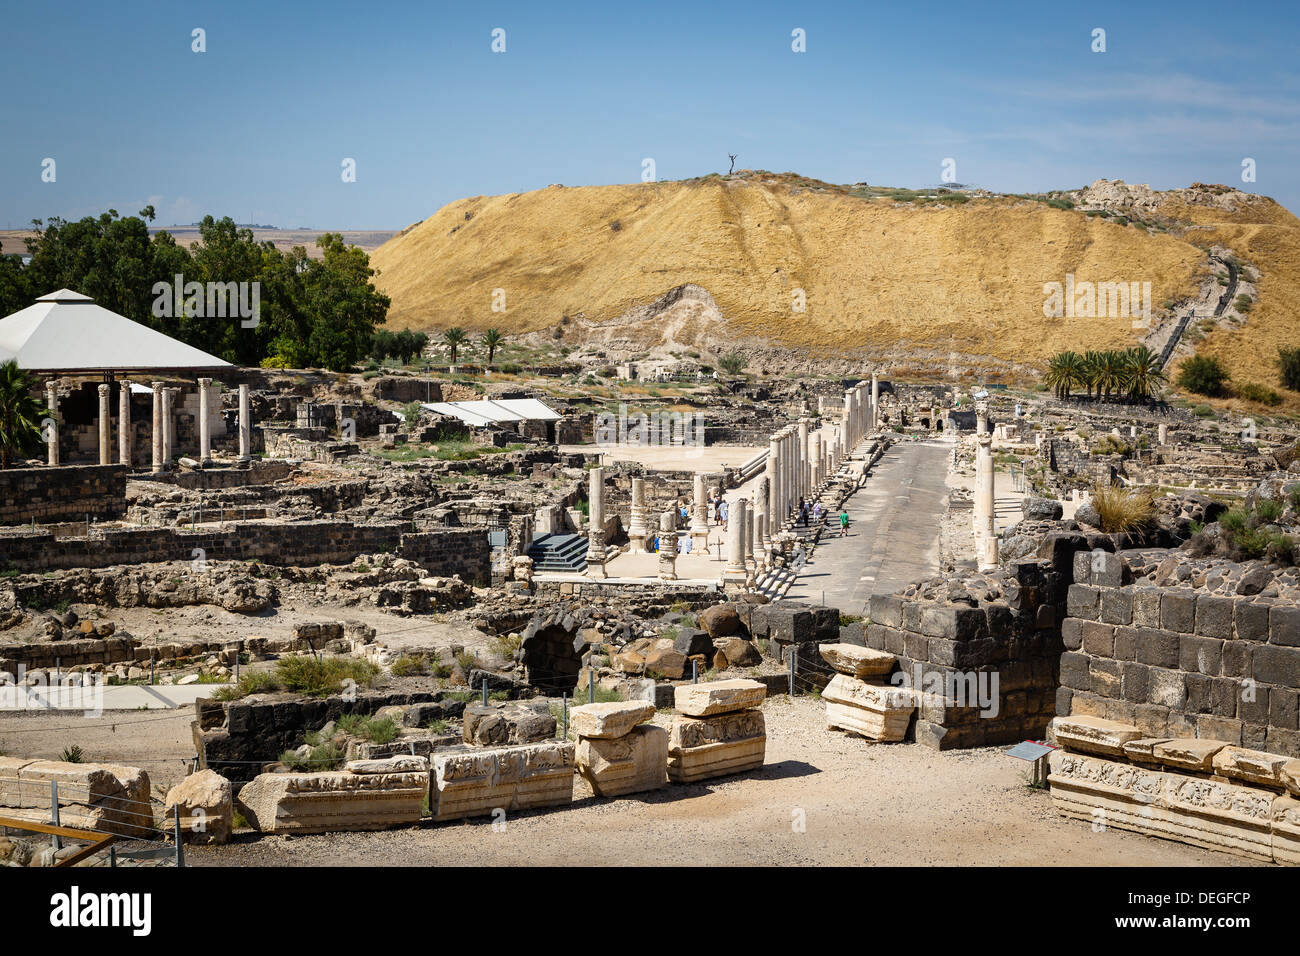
left=668, top=680, right=767, bottom=783
left=1158, top=423, right=1168, bottom=445
left=823, top=674, right=917, bottom=742
left=657, top=511, right=677, bottom=581
left=198, top=377, right=212, bottom=465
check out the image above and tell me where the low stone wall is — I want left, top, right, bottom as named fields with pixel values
left=0, top=464, right=127, bottom=526
left=193, top=689, right=469, bottom=776
left=1058, top=561, right=1300, bottom=758
left=0, top=521, right=490, bottom=582
left=131, top=461, right=295, bottom=490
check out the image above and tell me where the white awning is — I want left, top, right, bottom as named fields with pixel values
left=420, top=397, right=561, bottom=426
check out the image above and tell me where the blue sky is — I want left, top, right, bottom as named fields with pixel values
left=2, top=0, right=1297, bottom=229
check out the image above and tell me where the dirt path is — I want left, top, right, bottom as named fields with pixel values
left=186, top=697, right=1257, bottom=867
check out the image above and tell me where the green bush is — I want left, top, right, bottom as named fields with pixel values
left=1235, top=382, right=1282, bottom=406
left=213, top=656, right=380, bottom=700
left=1279, top=347, right=1300, bottom=392
left=389, top=654, right=429, bottom=677
left=1177, top=355, right=1229, bottom=397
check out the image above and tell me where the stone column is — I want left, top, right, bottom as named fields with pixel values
left=753, top=479, right=768, bottom=562
left=976, top=401, right=989, bottom=437
left=1158, top=423, right=1168, bottom=445
left=657, top=511, right=677, bottom=581
left=973, top=432, right=995, bottom=550
left=723, top=497, right=748, bottom=582
left=118, top=381, right=131, bottom=467
left=45, top=381, right=59, bottom=466
left=198, top=378, right=213, bottom=465
left=96, top=384, right=112, bottom=465
left=238, top=384, right=251, bottom=462
left=767, top=436, right=780, bottom=540
left=587, top=466, right=606, bottom=578
left=745, top=497, right=757, bottom=571
left=811, top=432, right=823, bottom=489
left=628, top=477, right=649, bottom=551
left=162, top=387, right=175, bottom=465
left=797, top=419, right=810, bottom=500
left=150, top=382, right=164, bottom=473
left=870, top=374, right=879, bottom=432
left=690, top=473, right=710, bottom=547
left=978, top=532, right=1000, bottom=572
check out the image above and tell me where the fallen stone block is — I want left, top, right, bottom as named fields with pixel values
left=1152, top=738, right=1230, bottom=773
left=1048, top=750, right=1275, bottom=863
left=818, top=643, right=896, bottom=679
left=463, top=700, right=556, bottom=746
left=430, top=741, right=574, bottom=822
left=1283, top=760, right=1300, bottom=798
left=1050, top=715, right=1141, bottom=757
left=822, top=673, right=917, bottom=742
left=236, top=770, right=427, bottom=834
left=1211, top=747, right=1291, bottom=790
left=667, top=709, right=766, bottom=783
left=570, top=700, right=655, bottom=739
left=674, top=678, right=766, bottom=717
left=164, top=769, right=233, bottom=844
left=345, top=756, right=429, bottom=775
left=1273, top=796, right=1300, bottom=866
left=0, top=758, right=152, bottom=838
left=576, top=724, right=668, bottom=797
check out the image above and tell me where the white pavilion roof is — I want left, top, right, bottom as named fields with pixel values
left=420, top=397, right=562, bottom=426
left=0, top=289, right=232, bottom=373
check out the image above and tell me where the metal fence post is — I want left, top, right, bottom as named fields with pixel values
left=587, top=667, right=595, bottom=704
left=173, top=805, right=185, bottom=868
left=481, top=682, right=488, bottom=706
left=50, top=781, right=61, bottom=850
left=788, top=649, right=795, bottom=697
left=562, top=694, right=568, bottom=738
left=691, top=660, right=698, bottom=684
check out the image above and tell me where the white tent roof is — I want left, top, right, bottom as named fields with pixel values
left=0, top=289, right=232, bottom=372
left=420, top=397, right=561, bottom=426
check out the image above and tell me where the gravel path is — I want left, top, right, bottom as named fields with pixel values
left=186, top=697, right=1257, bottom=867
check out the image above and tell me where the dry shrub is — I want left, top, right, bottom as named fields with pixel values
left=1090, top=483, right=1155, bottom=534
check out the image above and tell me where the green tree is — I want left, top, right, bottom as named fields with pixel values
left=0, top=361, right=48, bottom=469
left=1121, top=346, right=1166, bottom=403
left=481, top=328, right=504, bottom=366
left=442, top=327, right=468, bottom=365
left=1177, top=354, right=1230, bottom=397
left=719, top=351, right=747, bottom=375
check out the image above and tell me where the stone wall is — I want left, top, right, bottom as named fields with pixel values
left=0, top=521, right=490, bottom=583
left=863, top=560, right=1067, bottom=749
left=0, top=464, right=127, bottom=526
left=1059, top=565, right=1300, bottom=757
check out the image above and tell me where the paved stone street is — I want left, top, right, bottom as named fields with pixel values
left=784, top=441, right=951, bottom=614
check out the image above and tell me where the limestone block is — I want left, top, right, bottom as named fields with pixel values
left=667, top=709, right=766, bottom=783
left=236, top=770, right=427, bottom=833
left=345, top=756, right=429, bottom=775
left=576, top=724, right=668, bottom=797
left=1210, top=747, right=1291, bottom=789
left=673, top=678, right=766, bottom=717
left=463, top=700, right=556, bottom=746
left=0, top=758, right=152, bottom=838
left=1048, top=750, right=1275, bottom=863
left=1283, top=760, right=1300, bottom=798
left=163, top=769, right=233, bottom=844
left=570, top=701, right=655, bottom=739
left=818, top=643, right=896, bottom=678
left=1153, top=738, right=1230, bottom=773
left=1272, top=796, right=1300, bottom=866
left=1050, top=715, right=1142, bottom=757
left=822, top=673, right=917, bottom=742
left=430, top=741, right=574, bottom=822
left=1121, top=738, right=1170, bottom=765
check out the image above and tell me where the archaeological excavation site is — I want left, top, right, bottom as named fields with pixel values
left=5, top=6, right=1300, bottom=933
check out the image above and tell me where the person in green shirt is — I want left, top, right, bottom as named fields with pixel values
left=839, top=512, right=849, bottom=536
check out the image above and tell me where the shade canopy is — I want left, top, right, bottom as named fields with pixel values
left=0, top=289, right=233, bottom=373
left=420, top=398, right=561, bottom=427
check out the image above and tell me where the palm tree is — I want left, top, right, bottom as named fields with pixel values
left=0, top=360, right=49, bottom=469
left=1080, top=351, right=1104, bottom=400
left=442, top=327, right=468, bottom=365
left=1045, top=351, right=1084, bottom=399
left=1122, top=345, right=1166, bottom=404
left=481, top=328, right=504, bottom=366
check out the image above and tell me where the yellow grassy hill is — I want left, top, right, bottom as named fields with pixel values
left=370, top=173, right=1300, bottom=385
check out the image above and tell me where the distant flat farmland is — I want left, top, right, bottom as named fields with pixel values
left=0, top=226, right=397, bottom=260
